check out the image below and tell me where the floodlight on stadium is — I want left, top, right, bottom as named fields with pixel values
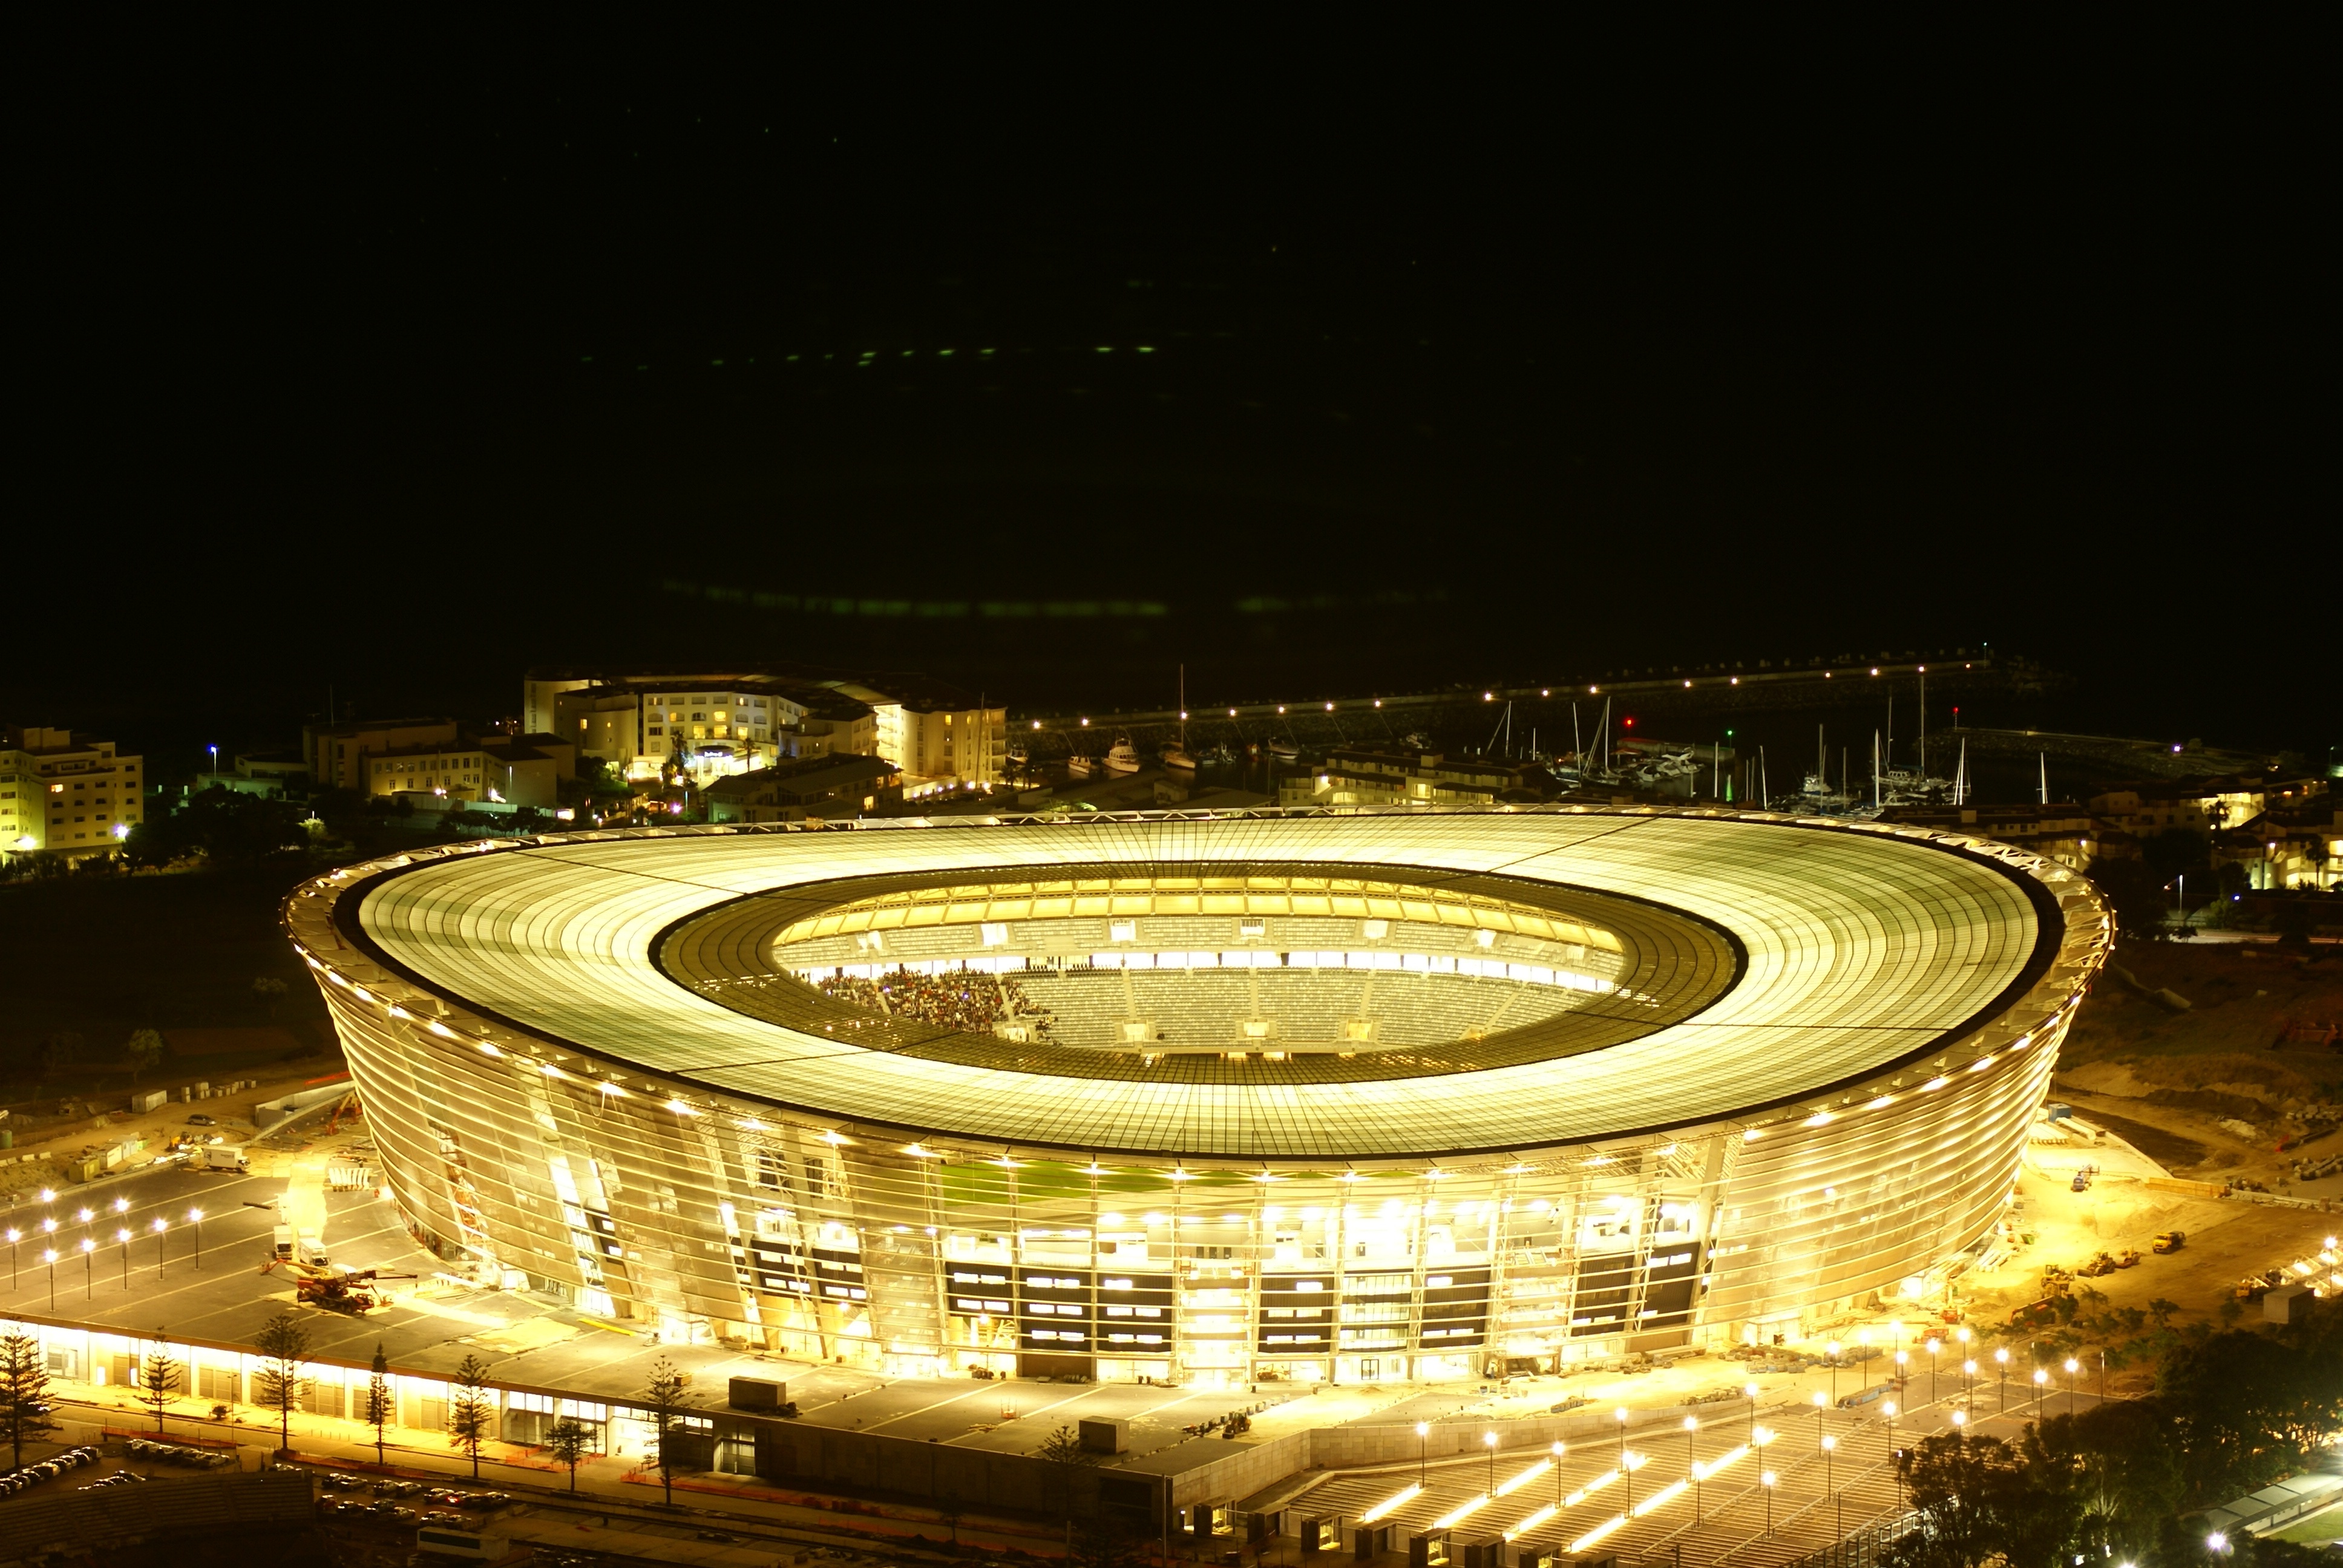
left=284, top=806, right=2106, bottom=1383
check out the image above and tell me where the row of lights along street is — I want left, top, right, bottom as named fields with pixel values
left=5, top=1189, right=206, bottom=1309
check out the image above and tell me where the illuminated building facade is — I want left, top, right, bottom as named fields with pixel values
left=286, top=809, right=2106, bottom=1383
left=2, top=726, right=145, bottom=858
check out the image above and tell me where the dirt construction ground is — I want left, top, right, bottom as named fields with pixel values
left=1947, top=937, right=2343, bottom=1378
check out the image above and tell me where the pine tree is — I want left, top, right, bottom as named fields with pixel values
left=251, top=1310, right=312, bottom=1455
left=545, top=1415, right=594, bottom=1492
left=448, top=1353, right=496, bottom=1479
left=137, top=1329, right=182, bottom=1434
left=642, top=1356, right=695, bottom=1509
left=361, top=1341, right=393, bottom=1466
left=0, top=1328, right=57, bottom=1469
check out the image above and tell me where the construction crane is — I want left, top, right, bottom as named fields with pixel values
left=322, top=1091, right=364, bottom=1138
left=282, top=1259, right=416, bottom=1315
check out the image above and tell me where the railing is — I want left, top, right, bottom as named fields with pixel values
left=1780, top=1509, right=1920, bottom=1568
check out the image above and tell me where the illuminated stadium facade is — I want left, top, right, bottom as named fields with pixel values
left=284, top=809, right=2108, bottom=1385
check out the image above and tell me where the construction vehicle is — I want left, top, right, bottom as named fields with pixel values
left=2071, top=1164, right=2099, bottom=1192
left=2114, top=1249, right=2142, bottom=1270
left=266, top=1256, right=416, bottom=1314
left=2153, top=1231, right=2186, bottom=1254
left=2010, top=1298, right=2061, bottom=1327
left=291, top=1264, right=415, bottom=1315
left=2236, top=1275, right=2273, bottom=1303
left=2041, top=1263, right=2074, bottom=1298
left=2079, top=1252, right=2120, bottom=1278
left=321, top=1091, right=362, bottom=1137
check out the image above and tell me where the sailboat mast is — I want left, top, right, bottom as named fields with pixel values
left=1760, top=746, right=1769, bottom=810
left=2040, top=752, right=2049, bottom=805
left=1918, top=671, right=1927, bottom=779
left=1873, top=731, right=1880, bottom=809
left=1572, top=704, right=1582, bottom=767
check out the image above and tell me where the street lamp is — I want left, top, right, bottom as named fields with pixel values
left=1927, top=1339, right=1939, bottom=1403
left=1822, top=1432, right=1837, bottom=1536
left=2032, top=1367, right=2048, bottom=1410
left=79, top=1236, right=93, bottom=1299
left=44, top=1247, right=58, bottom=1310
left=1745, top=1381, right=1760, bottom=1442
left=1551, top=1442, right=1566, bottom=1505
left=1761, top=1471, right=1777, bottom=1535
left=1884, top=1400, right=1899, bottom=1507
left=2064, top=1357, right=2080, bottom=1417
left=1616, top=1408, right=1631, bottom=1512
left=1827, top=1339, right=1841, bottom=1404
left=1484, top=1431, right=1497, bottom=1495
left=1964, top=1359, right=1978, bottom=1413
left=152, top=1218, right=168, bottom=1281
left=116, top=1228, right=131, bottom=1287
left=1684, top=1416, right=1700, bottom=1522
left=5, top=1228, right=17, bottom=1289
left=188, top=1207, right=204, bottom=1268
left=1417, top=1421, right=1430, bottom=1483
left=1994, top=1347, right=2009, bottom=1412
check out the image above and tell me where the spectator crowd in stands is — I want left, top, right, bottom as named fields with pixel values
left=818, top=967, right=1053, bottom=1039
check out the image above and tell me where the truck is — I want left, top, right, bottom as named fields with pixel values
left=273, top=1225, right=327, bottom=1267
left=2153, top=1231, right=2186, bottom=1254
left=2070, top=1164, right=2098, bottom=1192
left=202, top=1146, right=248, bottom=1174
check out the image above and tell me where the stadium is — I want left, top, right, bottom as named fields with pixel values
left=283, top=808, right=2109, bottom=1386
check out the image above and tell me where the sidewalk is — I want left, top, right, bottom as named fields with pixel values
left=45, top=1382, right=1074, bottom=1561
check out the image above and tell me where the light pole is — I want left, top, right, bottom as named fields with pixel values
left=1927, top=1339, right=1939, bottom=1405
left=1964, top=1359, right=1977, bottom=1415
left=1994, top=1347, right=2008, bottom=1413
left=1827, top=1339, right=1841, bottom=1405
left=5, top=1227, right=17, bottom=1288
left=116, top=1228, right=131, bottom=1287
left=1551, top=1442, right=1566, bottom=1505
left=152, top=1218, right=168, bottom=1281
left=1761, top=1471, right=1776, bottom=1535
left=1884, top=1400, right=1898, bottom=1507
left=80, top=1236, right=93, bottom=1298
left=1617, top=1408, right=1631, bottom=1513
left=1745, top=1381, right=1760, bottom=1442
left=1417, top=1421, right=1429, bottom=1484
left=1484, top=1431, right=1497, bottom=1495
left=44, top=1246, right=58, bottom=1310
left=188, top=1207, right=204, bottom=1268
left=2064, top=1357, right=2079, bottom=1417
left=1684, top=1416, right=1700, bottom=1523
left=1822, top=1432, right=1837, bottom=1538
left=1894, top=1347, right=1908, bottom=1402
left=2032, top=1367, right=2048, bottom=1411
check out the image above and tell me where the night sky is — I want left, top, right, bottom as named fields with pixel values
left=19, top=42, right=2327, bottom=775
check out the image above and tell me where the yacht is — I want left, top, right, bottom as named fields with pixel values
left=1161, top=665, right=1196, bottom=771
left=1103, top=736, right=1141, bottom=775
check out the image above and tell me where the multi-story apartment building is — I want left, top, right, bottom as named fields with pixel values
left=821, top=679, right=1003, bottom=795
left=362, top=735, right=576, bottom=809
left=1879, top=802, right=2105, bottom=871
left=1279, top=748, right=1522, bottom=810
left=524, top=668, right=997, bottom=791
left=704, top=755, right=905, bottom=823
left=303, top=717, right=462, bottom=794
left=1, top=727, right=145, bottom=859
